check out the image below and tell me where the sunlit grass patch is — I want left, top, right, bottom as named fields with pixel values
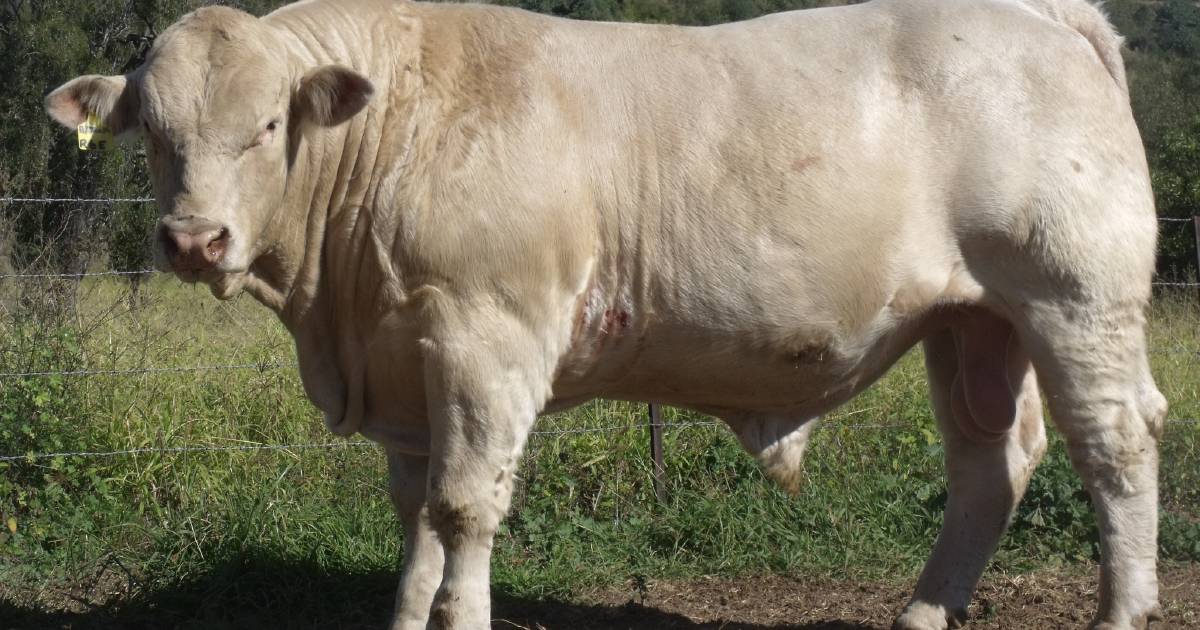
left=0, top=279, right=1197, bottom=612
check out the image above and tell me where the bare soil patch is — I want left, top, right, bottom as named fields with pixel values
left=496, top=564, right=1199, bottom=629
left=3, top=562, right=1196, bottom=629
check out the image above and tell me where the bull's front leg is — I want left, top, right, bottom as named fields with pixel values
left=387, top=452, right=445, bottom=630
left=420, top=300, right=546, bottom=629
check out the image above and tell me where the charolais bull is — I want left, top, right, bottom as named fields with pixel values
left=46, top=0, right=1166, bottom=628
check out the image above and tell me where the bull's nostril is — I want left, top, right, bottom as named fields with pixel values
left=160, top=218, right=227, bottom=272
left=206, top=228, right=229, bottom=261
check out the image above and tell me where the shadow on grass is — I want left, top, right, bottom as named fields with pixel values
left=0, top=552, right=880, bottom=630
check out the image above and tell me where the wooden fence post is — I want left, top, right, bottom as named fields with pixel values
left=648, top=403, right=666, bottom=504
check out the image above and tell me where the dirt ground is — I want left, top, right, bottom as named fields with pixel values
left=2, top=563, right=1196, bottom=629
left=495, top=565, right=1200, bottom=630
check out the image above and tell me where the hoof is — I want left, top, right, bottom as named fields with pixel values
left=893, top=601, right=967, bottom=630
left=1090, top=604, right=1166, bottom=630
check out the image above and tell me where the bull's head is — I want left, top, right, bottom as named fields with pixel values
left=44, top=6, right=374, bottom=299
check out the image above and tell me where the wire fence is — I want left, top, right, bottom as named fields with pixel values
left=2, top=198, right=1200, bottom=492
left=0, top=197, right=155, bottom=204
left=15, top=265, right=1198, bottom=285
left=0, top=361, right=296, bottom=379
left=7, top=269, right=1200, bottom=286
left=1, top=418, right=1196, bottom=465
left=2, top=201, right=1200, bottom=284
left=0, top=269, right=157, bottom=279
left=6, top=349, right=1200, bottom=381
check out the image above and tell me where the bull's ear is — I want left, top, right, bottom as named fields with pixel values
left=45, top=74, right=140, bottom=134
left=294, top=65, right=375, bottom=127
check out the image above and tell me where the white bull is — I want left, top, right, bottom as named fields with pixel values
left=45, top=0, right=1166, bottom=628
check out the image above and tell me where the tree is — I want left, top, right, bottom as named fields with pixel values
left=1153, top=115, right=1200, bottom=279
left=1155, top=0, right=1200, bottom=57
left=0, top=0, right=1197, bottom=282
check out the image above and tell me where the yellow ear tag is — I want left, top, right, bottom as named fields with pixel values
left=77, top=112, right=114, bottom=151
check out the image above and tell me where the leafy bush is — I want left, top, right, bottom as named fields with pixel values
left=1008, top=444, right=1099, bottom=562
left=0, top=323, right=114, bottom=565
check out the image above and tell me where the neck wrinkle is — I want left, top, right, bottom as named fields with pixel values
left=259, top=3, right=413, bottom=329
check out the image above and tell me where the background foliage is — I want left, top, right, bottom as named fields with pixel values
left=0, top=0, right=1197, bottom=277
left=0, top=1, right=1198, bottom=626
left=0, top=278, right=1198, bottom=627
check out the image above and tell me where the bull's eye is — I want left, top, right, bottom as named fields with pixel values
left=246, top=120, right=281, bottom=152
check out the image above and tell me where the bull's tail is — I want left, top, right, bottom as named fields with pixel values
left=1019, top=0, right=1127, bottom=92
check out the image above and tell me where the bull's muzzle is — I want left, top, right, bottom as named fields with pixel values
left=158, top=216, right=230, bottom=273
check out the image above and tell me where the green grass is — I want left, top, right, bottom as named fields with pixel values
left=0, top=278, right=1198, bottom=626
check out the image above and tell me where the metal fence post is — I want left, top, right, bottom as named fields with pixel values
left=648, top=403, right=666, bottom=503
left=1193, top=217, right=1200, bottom=303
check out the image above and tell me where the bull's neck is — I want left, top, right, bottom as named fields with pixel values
left=244, top=2, right=423, bottom=329
left=242, top=1, right=530, bottom=334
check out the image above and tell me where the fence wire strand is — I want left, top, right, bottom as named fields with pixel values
left=1, top=419, right=1195, bottom=464
left=0, top=361, right=296, bottom=379
left=0, top=197, right=154, bottom=204
left=0, top=200, right=1195, bottom=283
left=2, top=198, right=1193, bottom=219
left=17, top=271, right=1188, bottom=287
left=0, top=342, right=1193, bottom=379
left=0, top=421, right=721, bottom=462
left=0, top=441, right=373, bottom=463
left=0, top=269, right=157, bottom=279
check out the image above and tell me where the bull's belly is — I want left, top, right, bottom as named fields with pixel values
left=549, top=308, right=939, bottom=419
left=348, top=289, right=960, bottom=454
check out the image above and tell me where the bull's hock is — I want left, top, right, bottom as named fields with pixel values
left=46, top=0, right=1166, bottom=628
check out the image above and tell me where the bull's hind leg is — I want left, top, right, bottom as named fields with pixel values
left=895, top=321, right=1047, bottom=630
left=386, top=452, right=445, bottom=630
left=1017, top=299, right=1166, bottom=629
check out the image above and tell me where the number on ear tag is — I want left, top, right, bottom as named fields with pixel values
left=77, top=113, right=114, bottom=151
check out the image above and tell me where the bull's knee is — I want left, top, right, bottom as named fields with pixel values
left=428, top=500, right=493, bottom=546
left=1061, top=397, right=1161, bottom=496
left=1137, top=382, right=1167, bottom=441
